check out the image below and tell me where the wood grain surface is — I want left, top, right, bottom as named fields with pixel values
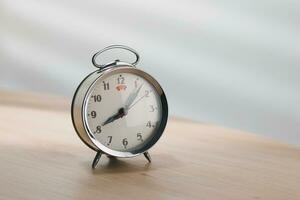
left=0, top=90, right=300, bottom=200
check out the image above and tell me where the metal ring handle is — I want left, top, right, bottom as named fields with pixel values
left=92, top=45, right=140, bottom=69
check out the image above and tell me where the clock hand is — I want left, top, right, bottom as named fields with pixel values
left=102, top=107, right=127, bottom=126
left=101, top=115, right=117, bottom=126
left=128, top=90, right=153, bottom=111
left=124, top=83, right=144, bottom=110
left=102, top=85, right=147, bottom=126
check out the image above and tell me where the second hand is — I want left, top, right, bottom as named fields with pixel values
left=128, top=90, right=153, bottom=111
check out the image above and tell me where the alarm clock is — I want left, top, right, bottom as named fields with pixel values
left=71, top=45, right=168, bottom=168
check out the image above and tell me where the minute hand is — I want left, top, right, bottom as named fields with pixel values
left=128, top=90, right=153, bottom=110
left=124, top=84, right=143, bottom=109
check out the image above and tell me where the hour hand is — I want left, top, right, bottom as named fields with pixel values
left=102, top=115, right=116, bottom=126
left=102, top=107, right=127, bottom=126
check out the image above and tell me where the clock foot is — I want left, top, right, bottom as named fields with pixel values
left=106, top=155, right=116, bottom=159
left=143, top=151, right=151, bottom=163
left=92, top=151, right=102, bottom=169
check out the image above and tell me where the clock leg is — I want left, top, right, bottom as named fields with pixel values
left=143, top=151, right=151, bottom=163
left=92, top=151, right=102, bottom=169
left=106, top=155, right=116, bottom=159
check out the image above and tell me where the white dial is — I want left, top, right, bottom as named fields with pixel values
left=85, top=72, right=162, bottom=152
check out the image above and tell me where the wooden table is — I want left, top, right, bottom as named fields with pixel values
left=1, top=90, right=300, bottom=200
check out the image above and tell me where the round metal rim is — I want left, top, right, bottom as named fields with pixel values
left=82, top=65, right=168, bottom=157
left=92, top=45, right=140, bottom=69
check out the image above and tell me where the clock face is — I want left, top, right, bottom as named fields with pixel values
left=85, top=71, right=163, bottom=153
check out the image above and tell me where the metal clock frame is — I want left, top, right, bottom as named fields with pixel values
left=71, top=61, right=168, bottom=168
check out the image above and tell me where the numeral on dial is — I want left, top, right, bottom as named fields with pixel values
left=146, top=121, right=156, bottom=128
left=149, top=105, right=157, bottom=112
left=146, top=121, right=152, bottom=128
left=95, top=125, right=101, bottom=134
left=91, top=95, right=101, bottom=102
left=117, top=75, right=125, bottom=84
left=134, top=78, right=139, bottom=88
left=107, top=136, right=112, bottom=145
left=122, top=138, right=128, bottom=149
left=145, top=90, right=150, bottom=97
left=103, top=81, right=109, bottom=90
left=137, top=133, right=143, bottom=142
left=90, top=111, right=97, bottom=118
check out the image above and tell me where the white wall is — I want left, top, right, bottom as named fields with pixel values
left=1, top=0, right=300, bottom=146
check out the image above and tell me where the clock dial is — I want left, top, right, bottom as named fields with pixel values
left=85, top=72, right=162, bottom=152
